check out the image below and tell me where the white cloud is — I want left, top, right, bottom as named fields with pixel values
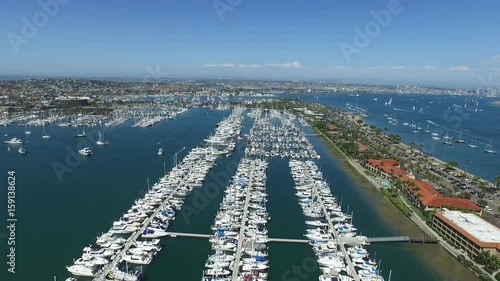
left=332, top=65, right=351, bottom=70
left=446, top=66, right=471, bottom=72
left=202, top=61, right=302, bottom=69
left=268, top=61, right=303, bottom=69
left=238, top=64, right=262, bottom=68
left=365, top=66, right=385, bottom=70
left=389, top=66, right=410, bottom=70
left=423, top=65, right=438, bottom=70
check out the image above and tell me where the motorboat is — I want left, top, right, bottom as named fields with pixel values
left=66, top=265, right=97, bottom=277
left=106, top=268, right=143, bottom=281
left=79, top=147, right=93, bottom=156
left=4, top=137, right=22, bottom=144
left=18, top=147, right=26, bottom=155
left=122, top=254, right=152, bottom=265
left=158, top=148, right=163, bottom=155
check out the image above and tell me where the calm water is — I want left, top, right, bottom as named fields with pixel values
left=287, top=93, right=500, bottom=181
left=0, top=107, right=476, bottom=281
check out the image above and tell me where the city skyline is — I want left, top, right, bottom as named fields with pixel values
left=1, top=0, right=500, bottom=88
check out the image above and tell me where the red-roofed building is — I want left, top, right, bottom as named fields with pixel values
left=364, top=159, right=482, bottom=212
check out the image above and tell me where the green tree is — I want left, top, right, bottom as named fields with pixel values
left=477, top=199, right=487, bottom=208
left=494, top=175, right=500, bottom=189
left=460, top=192, right=471, bottom=199
left=409, top=141, right=416, bottom=150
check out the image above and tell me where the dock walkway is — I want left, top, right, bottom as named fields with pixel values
left=230, top=164, right=254, bottom=281
left=93, top=175, right=187, bottom=281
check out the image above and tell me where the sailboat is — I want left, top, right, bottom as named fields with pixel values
left=455, top=132, right=465, bottom=144
left=410, top=118, right=416, bottom=128
left=96, top=131, right=109, bottom=145
left=42, top=125, right=51, bottom=139
left=468, top=139, right=477, bottom=148
left=443, top=132, right=452, bottom=145
left=75, top=127, right=86, bottom=137
left=485, top=142, right=497, bottom=154
left=24, top=124, right=31, bottom=135
left=412, top=122, right=419, bottom=133
left=385, top=98, right=392, bottom=106
left=419, top=107, right=423, bottom=113
left=424, top=124, right=431, bottom=133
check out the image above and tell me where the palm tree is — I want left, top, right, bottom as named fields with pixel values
left=419, top=144, right=424, bottom=154
left=409, top=141, right=416, bottom=151
left=494, top=175, right=500, bottom=189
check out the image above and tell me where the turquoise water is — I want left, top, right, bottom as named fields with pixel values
left=0, top=107, right=476, bottom=281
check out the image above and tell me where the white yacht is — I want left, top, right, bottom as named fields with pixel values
left=106, top=268, right=143, bottom=281
left=66, top=265, right=97, bottom=277
left=122, top=254, right=152, bottom=265
left=4, top=137, right=22, bottom=144
left=78, top=147, right=93, bottom=156
left=158, top=148, right=163, bottom=155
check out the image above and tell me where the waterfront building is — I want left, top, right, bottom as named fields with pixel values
left=364, top=159, right=481, bottom=212
left=54, top=96, right=90, bottom=107
left=432, top=209, right=500, bottom=258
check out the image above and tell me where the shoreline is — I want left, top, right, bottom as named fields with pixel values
left=312, top=126, right=480, bottom=281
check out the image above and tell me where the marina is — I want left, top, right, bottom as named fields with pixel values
left=0, top=104, right=481, bottom=281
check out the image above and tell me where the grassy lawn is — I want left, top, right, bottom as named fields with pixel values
left=380, top=189, right=413, bottom=217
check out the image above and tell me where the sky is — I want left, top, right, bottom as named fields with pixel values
left=1, top=0, right=500, bottom=87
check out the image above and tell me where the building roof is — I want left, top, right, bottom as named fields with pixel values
left=367, top=159, right=481, bottom=211
left=436, top=210, right=500, bottom=249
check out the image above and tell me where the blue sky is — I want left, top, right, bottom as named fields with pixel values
left=1, top=0, right=500, bottom=87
